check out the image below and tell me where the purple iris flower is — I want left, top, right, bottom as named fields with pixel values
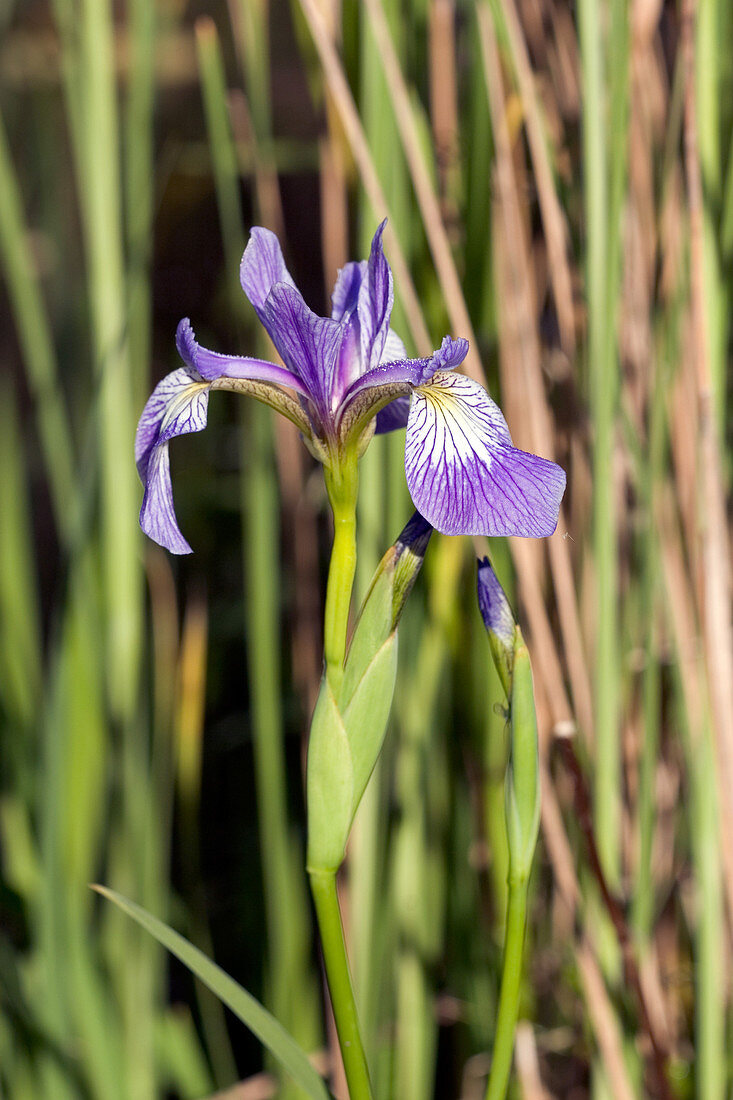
left=136, top=222, right=566, bottom=553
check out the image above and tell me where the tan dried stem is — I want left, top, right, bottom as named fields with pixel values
left=477, top=4, right=594, bottom=742
left=359, top=0, right=485, bottom=381
left=296, top=0, right=433, bottom=356
left=490, top=0, right=576, bottom=356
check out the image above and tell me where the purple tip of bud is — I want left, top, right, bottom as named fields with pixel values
left=395, top=511, right=434, bottom=561
left=477, top=557, right=515, bottom=647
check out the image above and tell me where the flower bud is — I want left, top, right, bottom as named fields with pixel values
left=476, top=557, right=516, bottom=700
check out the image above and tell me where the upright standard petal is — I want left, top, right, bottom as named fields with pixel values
left=404, top=372, right=566, bottom=537
left=357, top=220, right=392, bottom=373
left=262, top=284, right=344, bottom=417
left=135, top=368, right=210, bottom=554
left=330, top=224, right=401, bottom=404
left=240, top=227, right=298, bottom=320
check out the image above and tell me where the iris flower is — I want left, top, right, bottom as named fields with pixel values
left=136, top=222, right=565, bottom=553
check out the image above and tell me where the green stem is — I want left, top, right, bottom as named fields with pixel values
left=485, top=874, right=529, bottom=1100
left=323, top=457, right=359, bottom=694
left=309, top=870, right=374, bottom=1100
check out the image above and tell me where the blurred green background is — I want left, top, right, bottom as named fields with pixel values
left=1, top=0, right=732, bottom=1097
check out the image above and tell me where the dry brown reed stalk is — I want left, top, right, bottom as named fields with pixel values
left=514, top=1022, right=553, bottom=1100
left=313, top=0, right=350, bottom=296
left=538, top=747, right=637, bottom=1100
left=493, top=0, right=576, bottom=357
left=681, top=0, right=733, bottom=939
left=476, top=3, right=594, bottom=743
left=428, top=0, right=461, bottom=229
left=319, top=133, right=350, bottom=300
left=477, top=8, right=679, bottom=1089
left=555, top=737, right=673, bottom=1098
left=359, top=0, right=485, bottom=382
left=295, top=0, right=434, bottom=356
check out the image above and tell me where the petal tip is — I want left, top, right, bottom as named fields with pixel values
left=176, top=318, right=197, bottom=367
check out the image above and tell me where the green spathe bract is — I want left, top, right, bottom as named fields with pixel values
left=306, top=677, right=355, bottom=873
left=505, top=631, right=541, bottom=884
left=307, top=513, right=430, bottom=873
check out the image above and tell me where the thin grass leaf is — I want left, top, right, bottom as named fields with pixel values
left=93, top=888, right=332, bottom=1100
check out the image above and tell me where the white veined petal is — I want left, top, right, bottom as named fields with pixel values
left=136, top=373, right=212, bottom=555
left=157, top=381, right=210, bottom=446
left=404, top=372, right=566, bottom=537
left=139, top=443, right=195, bottom=555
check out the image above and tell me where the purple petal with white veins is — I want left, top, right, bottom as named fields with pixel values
left=404, top=372, right=566, bottom=537
left=263, top=283, right=344, bottom=413
left=136, top=366, right=201, bottom=478
left=140, top=445, right=195, bottom=555
left=240, top=226, right=298, bottom=319
left=135, top=369, right=211, bottom=554
left=176, top=318, right=308, bottom=393
left=358, top=220, right=393, bottom=373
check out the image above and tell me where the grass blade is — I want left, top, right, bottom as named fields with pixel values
left=93, top=887, right=332, bottom=1100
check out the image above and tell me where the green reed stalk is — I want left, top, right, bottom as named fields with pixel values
left=198, top=24, right=321, bottom=1087
left=632, top=339, right=665, bottom=944
left=54, top=2, right=155, bottom=1095
left=671, top=668, right=724, bottom=1100
left=196, top=20, right=246, bottom=284
left=0, top=114, right=76, bottom=542
left=125, top=0, right=156, bottom=409
left=243, top=403, right=322, bottom=1053
left=81, top=0, right=142, bottom=722
left=349, top=0, right=412, bottom=1075
left=578, top=0, right=623, bottom=895
left=0, top=382, right=43, bottom=734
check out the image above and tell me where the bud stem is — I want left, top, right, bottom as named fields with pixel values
left=485, top=874, right=530, bottom=1100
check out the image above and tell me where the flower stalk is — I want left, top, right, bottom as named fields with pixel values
left=309, top=870, right=374, bottom=1100
left=323, top=455, right=359, bottom=694
left=485, top=636, right=538, bottom=1100
left=308, top=459, right=367, bottom=1099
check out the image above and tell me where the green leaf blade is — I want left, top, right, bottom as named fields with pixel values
left=93, top=887, right=331, bottom=1100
